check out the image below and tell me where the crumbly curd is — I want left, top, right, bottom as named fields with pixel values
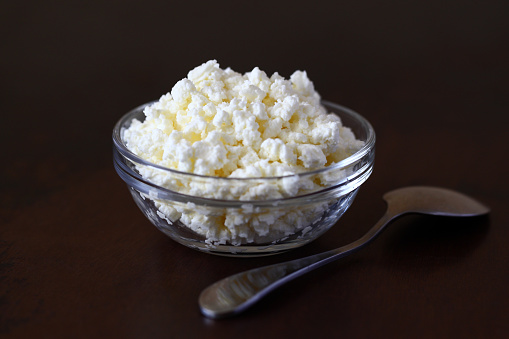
left=123, top=60, right=364, bottom=245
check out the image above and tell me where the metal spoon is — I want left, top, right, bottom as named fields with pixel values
left=199, top=186, right=490, bottom=319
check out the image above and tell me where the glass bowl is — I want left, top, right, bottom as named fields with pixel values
left=112, top=101, right=375, bottom=257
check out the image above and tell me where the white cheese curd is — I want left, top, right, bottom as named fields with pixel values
left=123, top=60, right=364, bottom=245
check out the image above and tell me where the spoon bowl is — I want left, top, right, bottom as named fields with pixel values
left=384, top=186, right=490, bottom=217
left=199, top=186, right=489, bottom=319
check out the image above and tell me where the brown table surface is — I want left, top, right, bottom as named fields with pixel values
left=2, top=0, right=508, bottom=338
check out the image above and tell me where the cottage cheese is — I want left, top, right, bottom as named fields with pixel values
left=123, top=60, right=364, bottom=245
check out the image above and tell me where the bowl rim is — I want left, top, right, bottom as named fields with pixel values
left=112, top=100, right=376, bottom=182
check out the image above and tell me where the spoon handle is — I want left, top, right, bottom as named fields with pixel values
left=199, top=212, right=394, bottom=319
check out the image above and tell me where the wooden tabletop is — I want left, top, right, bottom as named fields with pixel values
left=2, top=0, right=508, bottom=337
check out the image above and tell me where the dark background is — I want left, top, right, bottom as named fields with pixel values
left=1, top=0, right=508, bottom=338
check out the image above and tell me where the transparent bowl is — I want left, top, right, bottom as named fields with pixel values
left=113, top=101, right=375, bottom=257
